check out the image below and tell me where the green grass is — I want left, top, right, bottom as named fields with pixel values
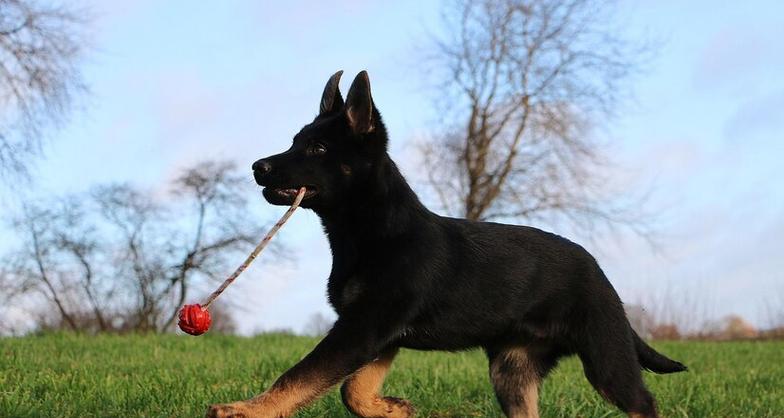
left=1, top=334, right=782, bottom=417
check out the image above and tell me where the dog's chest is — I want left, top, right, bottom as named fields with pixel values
left=327, top=274, right=364, bottom=314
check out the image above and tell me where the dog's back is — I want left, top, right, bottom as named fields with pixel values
left=393, top=216, right=617, bottom=349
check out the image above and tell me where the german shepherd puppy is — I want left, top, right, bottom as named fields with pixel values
left=207, top=71, right=686, bottom=418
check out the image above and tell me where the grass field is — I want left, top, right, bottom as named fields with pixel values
left=1, top=333, right=782, bottom=417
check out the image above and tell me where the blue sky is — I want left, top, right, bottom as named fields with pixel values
left=3, top=1, right=783, bottom=334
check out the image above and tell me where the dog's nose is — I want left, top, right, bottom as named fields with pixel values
left=252, top=160, right=272, bottom=176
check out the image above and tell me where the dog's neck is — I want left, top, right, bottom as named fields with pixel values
left=317, top=155, right=432, bottom=258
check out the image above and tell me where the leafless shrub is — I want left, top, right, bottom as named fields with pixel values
left=629, top=284, right=774, bottom=340
left=650, top=323, right=681, bottom=341
left=699, top=315, right=757, bottom=341
left=632, top=283, right=716, bottom=340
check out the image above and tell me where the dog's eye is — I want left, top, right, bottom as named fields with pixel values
left=310, top=143, right=327, bottom=156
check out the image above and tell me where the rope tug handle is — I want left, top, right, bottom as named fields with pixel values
left=202, top=187, right=307, bottom=309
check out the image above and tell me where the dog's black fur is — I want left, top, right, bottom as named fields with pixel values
left=247, top=71, right=686, bottom=418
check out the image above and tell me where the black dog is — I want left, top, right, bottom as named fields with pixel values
left=207, top=71, right=686, bottom=418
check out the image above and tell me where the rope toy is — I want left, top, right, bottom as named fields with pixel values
left=178, top=187, right=307, bottom=336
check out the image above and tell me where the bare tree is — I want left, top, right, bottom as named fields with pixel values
left=421, top=0, right=649, bottom=236
left=93, top=160, right=263, bottom=332
left=0, top=0, right=88, bottom=180
left=5, top=198, right=114, bottom=333
left=91, top=184, right=164, bottom=331
left=3, top=160, right=264, bottom=333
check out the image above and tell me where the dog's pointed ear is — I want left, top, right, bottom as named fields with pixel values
left=345, top=71, right=375, bottom=134
left=319, top=70, right=344, bottom=115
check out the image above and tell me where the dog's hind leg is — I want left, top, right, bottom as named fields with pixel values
left=576, top=319, right=659, bottom=418
left=340, top=348, right=414, bottom=418
left=486, top=346, right=557, bottom=418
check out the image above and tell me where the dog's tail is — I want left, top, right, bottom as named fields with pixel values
left=632, top=330, right=687, bottom=374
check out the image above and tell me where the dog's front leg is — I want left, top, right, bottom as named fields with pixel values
left=205, top=315, right=401, bottom=418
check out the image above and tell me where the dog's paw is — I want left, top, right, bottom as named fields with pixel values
left=381, top=397, right=415, bottom=418
left=205, top=402, right=253, bottom=418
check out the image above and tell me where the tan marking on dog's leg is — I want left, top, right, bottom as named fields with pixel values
left=489, top=347, right=541, bottom=418
left=206, top=367, right=330, bottom=418
left=340, top=348, right=414, bottom=418
left=519, top=382, right=539, bottom=418
left=253, top=369, right=329, bottom=417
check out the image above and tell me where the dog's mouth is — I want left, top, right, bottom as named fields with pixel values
left=265, top=186, right=318, bottom=201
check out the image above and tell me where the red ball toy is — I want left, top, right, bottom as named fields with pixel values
left=178, top=304, right=212, bottom=336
